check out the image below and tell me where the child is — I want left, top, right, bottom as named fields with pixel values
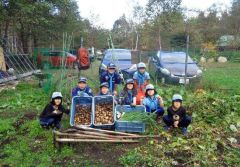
left=163, top=94, right=192, bottom=135
left=142, top=84, right=164, bottom=123
left=97, top=82, right=118, bottom=105
left=97, top=82, right=111, bottom=96
left=119, top=79, right=137, bottom=106
left=100, top=63, right=122, bottom=95
left=72, top=76, right=93, bottom=98
left=133, top=62, right=150, bottom=92
left=39, top=92, right=69, bottom=129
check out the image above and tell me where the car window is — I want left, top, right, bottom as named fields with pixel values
left=160, top=52, right=194, bottom=63
left=105, top=50, right=131, bottom=61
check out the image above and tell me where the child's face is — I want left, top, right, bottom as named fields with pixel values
left=101, top=87, right=109, bottom=94
left=173, top=101, right=181, bottom=109
left=108, top=68, right=115, bottom=74
left=139, top=68, right=145, bottom=74
left=127, top=83, right=134, bottom=90
left=54, top=98, right=61, bottom=106
left=147, top=89, right=155, bottom=96
left=78, top=82, right=86, bottom=89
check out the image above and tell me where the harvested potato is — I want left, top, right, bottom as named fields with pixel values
left=74, top=104, right=91, bottom=125
left=94, top=102, right=114, bottom=125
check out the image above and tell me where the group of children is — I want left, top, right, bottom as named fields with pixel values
left=39, top=62, right=191, bottom=135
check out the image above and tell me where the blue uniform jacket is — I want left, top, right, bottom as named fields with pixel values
left=100, top=71, right=122, bottom=93
left=142, top=95, right=164, bottom=113
left=119, top=90, right=137, bottom=105
left=72, top=86, right=93, bottom=97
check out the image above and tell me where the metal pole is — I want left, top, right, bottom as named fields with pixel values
left=184, top=35, right=189, bottom=87
left=80, top=37, right=83, bottom=48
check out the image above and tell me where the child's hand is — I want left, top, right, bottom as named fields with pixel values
left=113, top=90, right=118, bottom=96
left=67, top=106, right=70, bottom=110
left=174, top=121, right=179, bottom=127
left=53, top=110, right=58, bottom=114
left=130, top=103, right=136, bottom=107
left=157, top=96, right=163, bottom=103
left=53, top=110, right=62, bottom=115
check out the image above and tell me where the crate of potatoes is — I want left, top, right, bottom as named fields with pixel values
left=70, top=96, right=93, bottom=126
left=93, top=96, right=115, bottom=127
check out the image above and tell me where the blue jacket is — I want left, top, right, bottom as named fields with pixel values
left=133, top=71, right=150, bottom=84
left=100, top=71, right=122, bottom=93
left=142, top=95, right=163, bottom=113
left=72, top=86, right=93, bottom=97
left=119, top=90, right=137, bottom=105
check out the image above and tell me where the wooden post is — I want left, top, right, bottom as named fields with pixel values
left=0, top=47, right=6, bottom=71
left=56, top=138, right=139, bottom=143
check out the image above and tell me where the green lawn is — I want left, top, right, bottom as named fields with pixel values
left=202, top=62, right=240, bottom=91
left=0, top=61, right=240, bottom=166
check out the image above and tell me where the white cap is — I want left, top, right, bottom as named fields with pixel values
left=172, top=94, right=183, bottom=101
left=52, top=92, right=63, bottom=99
left=146, top=84, right=154, bottom=90
left=137, top=62, right=146, bottom=68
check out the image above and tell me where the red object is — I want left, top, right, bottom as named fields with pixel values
left=134, top=81, right=147, bottom=105
left=37, top=51, right=76, bottom=68
left=77, top=48, right=90, bottom=70
left=136, top=91, right=145, bottom=105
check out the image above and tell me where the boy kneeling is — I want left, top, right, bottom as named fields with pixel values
left=163, top=94, right=192, bottom=135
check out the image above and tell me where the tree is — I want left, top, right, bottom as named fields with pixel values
left=0, top=0, right=84, bottom=52
left=145, top=0, right=184, bottom=50
left=229, top=0, right=240, bottom=35
left=112, top=14, right=131, bottom=48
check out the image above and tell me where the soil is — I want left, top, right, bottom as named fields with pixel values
left=73, top=143, right=139, bottom=166
left=13, top=112, right=37, bottom=130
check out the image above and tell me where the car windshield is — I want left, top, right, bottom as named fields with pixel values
left=105, top=50, right=131, bottom=61
left=160, top=52, right=194, bottom=63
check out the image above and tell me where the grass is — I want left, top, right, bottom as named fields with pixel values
left=202, top=62, right=240, bottom=91
left=0, top=61, right=240, bottom=166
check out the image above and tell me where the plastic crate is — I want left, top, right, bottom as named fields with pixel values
left=115, top=105, right=146, bottom=133
left=70, top=96, right=93, bottom=126
left=115, top=121, right=145, bottom=133
left=93, top=95, right=115, bottom=127
left=115, top=105, right=146, bottom=113
left=115, top=105, right=145, bottom=120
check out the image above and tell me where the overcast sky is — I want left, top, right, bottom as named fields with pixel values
left=76, top=0, right=231, bottom=29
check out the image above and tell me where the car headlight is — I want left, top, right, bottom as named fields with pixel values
left=197, top=69, right=202, bottom=76
left=160, top=68, right=171, bottom=76
left=101, top=63, right=107, bottom=70
left=128, top=64, right=137, bottom=71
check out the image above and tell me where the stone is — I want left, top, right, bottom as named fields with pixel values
left=200, top=57, right=206, bottom=63
left=218, top=56, right=227, bottom=63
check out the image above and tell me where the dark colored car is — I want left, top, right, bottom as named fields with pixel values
left=37, top=51, right=77, bottom=68
left=148, top=51, right=202, bottom=84
left=99, top=49, right=137, bottom=79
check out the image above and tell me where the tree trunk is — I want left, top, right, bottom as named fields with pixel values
left=135, top=31, right=139, bottom=51
left=33, top=35, right=38, bottom=48
left=2, top=21, right=10, bottom=51
left=158, top=27, right=162, bottom=51
left=19, top=22, right=28, bottom=54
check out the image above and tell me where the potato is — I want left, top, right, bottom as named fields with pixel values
left=74, top=104, right=91, bottom=125
left=94, top=102, right=114, bottom=125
